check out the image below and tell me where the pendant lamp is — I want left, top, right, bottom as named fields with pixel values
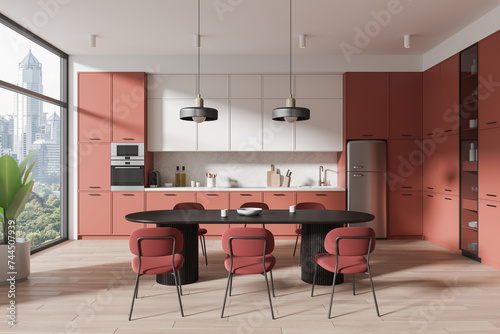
left=272, top=0, right=309, bottom=123
left=180, top=0, right=218, bottom=123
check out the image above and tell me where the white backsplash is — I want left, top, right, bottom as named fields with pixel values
left=153, top=152, right=338, bottom=188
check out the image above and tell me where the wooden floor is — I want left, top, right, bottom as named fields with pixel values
left=2, top=238, right=500, bottom=334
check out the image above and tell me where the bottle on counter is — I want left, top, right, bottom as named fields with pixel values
left=469, top=143, right=476, bottom=162
left=180, top=166, right=187, bottom=187
left=175, top=166, right=181, bottom=187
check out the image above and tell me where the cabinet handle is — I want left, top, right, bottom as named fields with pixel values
left=486, top=194, right=497, bottom=197
left=444, top=189, right=452, bottom=192
left=427, top=187, right=434, bottom=190
left=353, top=174, right=364, bottom=177
left=486, top=204, right=497, bottom=208
left=239, top=194, right=252, bottom=196
left=89, top=194, right=101, bottom=196
left=401, top=194, right=413, bottom=196
left=88, top=186, right=101, bottom=189
left=401, top=186, right=413, bottom=189
left=427, top=195, right=434, bottom=198
left=164, top=194, right=177, bottom=196
left=206, top=194, right=219, bottom=197
left=88, top=138, right=101, bottom=141
left=401, top=134, right=412, bottom=137
left=444, top=197, right=452, bottom=200
left=122, top=138, right=135, bottom=140
left=427, top=133, right=433, bottom=136
left=122, top=194, right=135, bottom=196
left=273, top=194, right=286, bottom=197
left=486, top=121, right=498, bottom=125
left=315, top=194, right=328, bottom=196
left=362, top=134, right=373, bottom=137
left=444, top=130, right=452, bottom=133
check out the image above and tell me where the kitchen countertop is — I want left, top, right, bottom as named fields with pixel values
left=144, top=186, right=345, bottom=192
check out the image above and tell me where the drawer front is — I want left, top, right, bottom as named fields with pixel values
left=146, top=192, right=196, bottom=210
left=296, top=191, right=346, bottom=210
left=229, top=191, right=263, bottom=209
left=263, top=192, right=295, bottom=209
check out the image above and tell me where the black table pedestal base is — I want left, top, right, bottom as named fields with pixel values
left=301, top=223, right=344, bottom=286
left=155, top=223, right=199, bottom=285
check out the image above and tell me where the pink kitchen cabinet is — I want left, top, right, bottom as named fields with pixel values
left=296, top=191, right=346, bottom=210
left=389, top=72, right=422, bottom=139
left=78, top=191, right=111, bottom=236
left=478, top=199, right=500, bottom=270
left=387, top=140, right=423, bottom=191
left=112, top=192, right=145, bottom=235
left=478, top=30, right=500, bottom=130
left=263, top=192, right=296, bottom=236
left=197, top=191, right=229, bottom=236
left=78, top=72, right=112, bottom=142
left=478, top=127, right=500, bottom=200
left=388, top=191, right=422, bottom=237
left=146, top=192, right=196, bottom=210
left=112, top=72, right=146, bottom=142
left=78, top=142, right=111, bottom=191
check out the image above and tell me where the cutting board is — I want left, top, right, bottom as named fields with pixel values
left=267, top=164, right=276, bottom=186
left=270, top=169, right=281, bottom=187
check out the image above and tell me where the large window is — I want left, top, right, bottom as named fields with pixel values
left=0, top=14, right=67, bottom=251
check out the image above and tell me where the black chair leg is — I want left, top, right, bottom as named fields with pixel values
left=352, top=274, right=355, bottom=295
left=229, top=274, right=233, bottom=296
left=293, top=233, right=299, bottom=257
left=175, top=270, right=183, bottom=296
left=199, top=235, right=205, bottom=256
left=173, top=269, right=184, bottom=317
left=367, top=269, right=381, bottom=317
left=311, top=263, right=318, bottom=297
left=201, top=234, right=208, bottom=265
left=264, top=272, right=275, bottom=319
left=269, top=271, right=275, bottom=297
left=221, top=273, right=232, bottom=318
left=129, top=272, right=141, bottom=321
left=327, top=271, right=337, bottom=319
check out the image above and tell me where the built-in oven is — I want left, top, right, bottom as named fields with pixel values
left=111, top=143, right=145, bottom=191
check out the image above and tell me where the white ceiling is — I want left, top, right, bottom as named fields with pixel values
left=2, top=0, right=500, bottom=56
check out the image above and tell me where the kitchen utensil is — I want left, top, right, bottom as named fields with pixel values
left=282, top=175, right=291, bottom=187
left=270, top=168, right=281, bottom=187
left=267, top=164, right=276, bottom=186
left=236, top=207, right=263, bottom=216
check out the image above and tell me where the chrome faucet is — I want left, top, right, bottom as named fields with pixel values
left=319, top=166, right=324, bottom=186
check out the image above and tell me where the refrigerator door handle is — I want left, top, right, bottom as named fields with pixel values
left=353, top=165, right=364, bottom=169
left=353, top=174, right=364, bottom=177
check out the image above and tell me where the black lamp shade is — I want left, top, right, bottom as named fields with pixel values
left=272, top=107, right=310, bottom=122
left=180, top=107, right=218, bottom=122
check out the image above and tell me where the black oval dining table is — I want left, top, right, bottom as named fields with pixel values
left=125, top=209, right=374, bottom=286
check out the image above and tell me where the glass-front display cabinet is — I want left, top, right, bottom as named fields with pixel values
left=459, top=43, right=480, bottom=260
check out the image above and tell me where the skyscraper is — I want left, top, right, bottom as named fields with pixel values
left=13, top=49, right=43, bottom=160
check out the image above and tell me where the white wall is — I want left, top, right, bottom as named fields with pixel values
left=422, top=5, right=500, bottom=70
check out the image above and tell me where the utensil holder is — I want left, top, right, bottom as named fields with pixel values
left=207, top=177, right=216, bottom=187
left=282, top=176, right=291, bottom=187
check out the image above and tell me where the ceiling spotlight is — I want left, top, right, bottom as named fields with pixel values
left=404, top=34, right=411, bottom=49
left=299, top=34, right=306, bottom=48
left=89, top=34, right=96, bottom=48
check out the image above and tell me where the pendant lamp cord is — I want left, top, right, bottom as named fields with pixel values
left=289, top=0, right=292, bottom=96
left=197, top=0, right=201, bottom=96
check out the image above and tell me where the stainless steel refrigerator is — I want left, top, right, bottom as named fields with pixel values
left=347, top=140, right=387, bottom=238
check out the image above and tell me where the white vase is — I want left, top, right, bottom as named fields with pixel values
left=0, top=238, right=30, bottom=285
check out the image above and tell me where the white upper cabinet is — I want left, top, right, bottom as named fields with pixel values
left=295, top=99, right=343, bottom=151
left=230, top=99, right=262, bottom=150
left=230, top=75, right=261, bottom=98
left=262, top=99, right=294, bottom=151
left=262, top=75, right=291, bottom=98
left=147, top=74, right=343, bottom=152
left=200, top=75, right=229, bottom=98
left=198, top=98, right=229, bottom=151
left=295, top=75, right=342, bottom=98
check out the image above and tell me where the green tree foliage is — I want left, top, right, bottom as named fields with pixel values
left=15, top=183, right=61, bottom=248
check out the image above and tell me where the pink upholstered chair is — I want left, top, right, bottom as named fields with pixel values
left=240, top=202, right=269, bottom=228
left=294, top=202, right=326, bottom=258
left=311, top=226, right=380, bottom=318
left=129, top=227, right=184, bottom=320
left=221, top=227, right=276, bottom=319
left=173, top=202, right=208, bottom=265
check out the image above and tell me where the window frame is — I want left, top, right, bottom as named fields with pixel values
left=0, top=13, right=68, bottom=253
